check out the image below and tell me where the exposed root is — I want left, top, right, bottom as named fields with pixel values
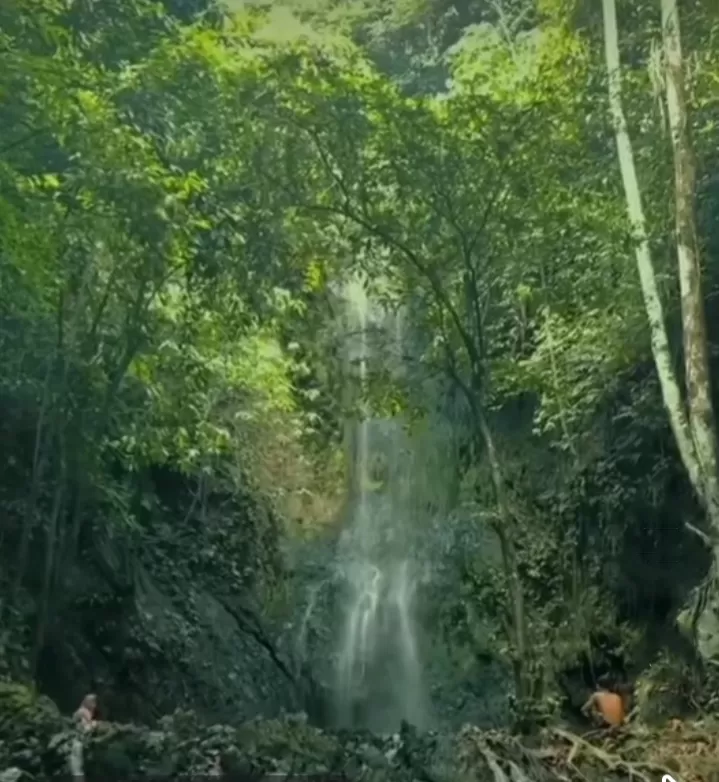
left=481, top=744, right=511, bottom=782
left=457, top=720, right=719, bottom=782
left=549, top=728, right=668, bottom=782
left=508, top=759, right=533, bottom=782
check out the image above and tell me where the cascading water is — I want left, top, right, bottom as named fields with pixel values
left=289, top=277, right=510, bottom=733
left=333, top=279, right=428, bottom=732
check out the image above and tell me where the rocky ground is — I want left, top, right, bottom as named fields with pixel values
left=0, top=681, right=717, bottom=782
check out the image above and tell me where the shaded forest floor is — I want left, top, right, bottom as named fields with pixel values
left=535, top=721, right=717, bottom=781
left=453, top=720, right=717, bottom=782
left=2, top=681, right=717, bottom=782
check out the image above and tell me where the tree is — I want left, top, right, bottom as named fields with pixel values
left=601, top=0, right=719, bottom=657
left=661, top=0, right=719, bottom=530
left=0, top=0, right=339, bottom=673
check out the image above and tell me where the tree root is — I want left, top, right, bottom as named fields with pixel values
left=477, top=741, right=533, bottom=782
left=550, top=728, right=673, bottom=782
left=459, top=720, right=718, bottom=782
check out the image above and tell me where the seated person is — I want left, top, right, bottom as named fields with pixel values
left=581, top=677, right=632, bottom=728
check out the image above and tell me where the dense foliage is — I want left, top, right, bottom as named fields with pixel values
left=3, top=0, right=719, bottom=724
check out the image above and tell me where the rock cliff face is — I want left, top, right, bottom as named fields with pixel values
left=35, top=563, right=301, bottom=725
left=2, top=464, right=302, bottom=725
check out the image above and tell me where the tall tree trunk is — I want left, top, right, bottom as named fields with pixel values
left=603, top=0, right=719, bottom=657
left=661, top=0, right=719, bottom=657
left=12, top=292, right=66, bottom=602
left=475, top=405, right=529, bottom=701
left=31, top=477, right=66, bottom=678
left=601, top=0, right=702, bottom=498
left=661, top=0, right=719, bottom=528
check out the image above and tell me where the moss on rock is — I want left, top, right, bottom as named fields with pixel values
left=634, top=652, right=695, bottom=726
left=0, top=682, right=65, bottom=777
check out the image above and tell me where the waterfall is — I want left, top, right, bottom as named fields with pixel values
left=289, top=277, right=506, bottom=733
left=333, top=278, right=429, bottom=732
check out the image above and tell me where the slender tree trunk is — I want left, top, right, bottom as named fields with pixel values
left=603, top=0, right=719, bottom=657
left=13, top=297, right=64, bottom=600
left=661, top=0, right=719, bottom=529
left=475, top=405, right=529, bottom=698
left=31, top=476, right=66, bottom=678
left=601, top=0, right=711, bottom=518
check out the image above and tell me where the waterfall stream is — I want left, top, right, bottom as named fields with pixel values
left=332, top=279, right=428, bottom=731
left=290, top=277, right=509, bottom=733
left=288, top=282, right=511, bottom=733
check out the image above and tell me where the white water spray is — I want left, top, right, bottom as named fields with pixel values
left=333, top=279, right=428, bottom=731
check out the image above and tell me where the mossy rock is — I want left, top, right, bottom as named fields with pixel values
left=85, top=724, right=176, bottom=780
left=236, top=715, right=339, bottom=768
left=0, top=681, right=65, bottom=776
left=634, top=653, right=695, bottom=726
left=81, top=712, right=345, bottom=780
left=0, top=682, right=62, bottom=735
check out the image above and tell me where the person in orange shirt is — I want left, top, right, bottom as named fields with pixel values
left=581, top=679, right=632, bottom=728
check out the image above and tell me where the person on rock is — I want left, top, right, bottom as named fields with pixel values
left=581, top=678, right=632, bottom=729
left=69, top=694, right=97, bottom=782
